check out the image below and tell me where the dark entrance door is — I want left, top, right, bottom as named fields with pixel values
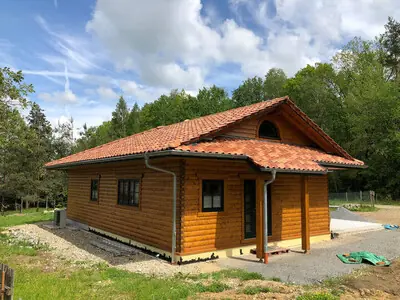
left=244, top=180, right=256, bottom=239
left=244, top=180, right=272, bottom=239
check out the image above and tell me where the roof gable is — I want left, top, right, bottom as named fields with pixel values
left=45, top=96, right=357, bottom=169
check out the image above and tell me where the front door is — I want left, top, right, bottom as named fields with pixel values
left=244, top=180, right=256, bottom=239
left=244, top=180, right=272, bottom=240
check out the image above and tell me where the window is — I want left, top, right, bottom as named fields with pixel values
left=118, top=179, right=140, bottom=206
left=202, top=180, right=224, bottom=212
left=90, top=179, right=99, bottom=201
left=258, top=120, right=280, bottom=139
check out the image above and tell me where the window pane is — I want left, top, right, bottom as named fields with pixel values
left=129, top=180, right=135, bottom=205
left=202, top=180, right=224, bottom=211
left=123, top=181, right=129, bottom=204
left=134, top=192, right=139, bottom=206
left=135, top=181, right=139, bottom=193
left=119, top=181, right=124, bottom=203
left=213, top=195, right=221, bottom=208
left=203, top=195, right=212, bottom=208
left=91, top=180, right=98, bottom=201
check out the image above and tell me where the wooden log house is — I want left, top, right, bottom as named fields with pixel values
left=46, top=96, right=365, bottom=264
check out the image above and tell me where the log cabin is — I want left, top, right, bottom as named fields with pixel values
left=45, top=96, right=365, bottom=264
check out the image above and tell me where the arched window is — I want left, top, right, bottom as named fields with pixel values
left=258, top=121, right=280, bottom=139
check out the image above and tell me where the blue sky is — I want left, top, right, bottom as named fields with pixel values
left=1, top=0, right=399, bottom=133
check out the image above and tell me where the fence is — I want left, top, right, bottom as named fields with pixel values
left=0, top=263, right=14, bottom=300
left=329, top=191, right=376, bottom=205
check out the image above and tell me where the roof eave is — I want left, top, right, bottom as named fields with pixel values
left=45, top=150, right=248, bottom=170
left=318, top=162, right=367, bottom=170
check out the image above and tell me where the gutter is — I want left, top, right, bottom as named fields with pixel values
left=144, top=153, right=177, bottom=264
left=263, top=170, right=276, bottom=264
left=45, top=150, right=247, bottom=170
left=46, top=150, right=335, bottom=175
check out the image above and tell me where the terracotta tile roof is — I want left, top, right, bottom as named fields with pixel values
left=177, top=137, right=364, bottom=172
left=45, top=97, right=287, bottom=167
left=45, top=96, right=363, bottom=171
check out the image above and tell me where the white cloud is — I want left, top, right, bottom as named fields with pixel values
left=97, top=86, right=118, bottom=100
left=38, top=90, right=77, bottom=104
left=86, top=0, right=400, bottom=87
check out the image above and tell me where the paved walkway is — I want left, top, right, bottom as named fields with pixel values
left=217, top=230, right=400, bottom=284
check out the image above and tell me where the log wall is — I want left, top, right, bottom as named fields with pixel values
left=224, top=110, right=314, bottom=146
left=181, top=158, right=330, bottom=255
left=67, top=157, right=183, bottom=252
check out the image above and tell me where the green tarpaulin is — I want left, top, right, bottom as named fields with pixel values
left=337, top=251, right=390, bottom=266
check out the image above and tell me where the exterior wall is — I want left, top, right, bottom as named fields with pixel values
left=224, top=109, right=314, bottom=146
left=181, top=158, right=330, bottom=255
left=67, top=157, right=183, bottom=253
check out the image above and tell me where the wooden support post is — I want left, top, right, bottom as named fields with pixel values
left=256, top=177, right=264, bottom=259
left=301, top=175, right=310, bottom=253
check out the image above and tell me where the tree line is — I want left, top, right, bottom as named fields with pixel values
left=1, top=17, right=400, bottom=212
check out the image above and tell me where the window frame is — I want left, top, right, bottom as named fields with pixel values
left=90, top=179, right=99, bottom=201
left=258, top=120, right=280, bottom=140
left=202, top=179, right=224, bottom=212
left=117, top=179, right=140, bottom=207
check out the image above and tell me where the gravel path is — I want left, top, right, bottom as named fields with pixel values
left=6, top=223, right=220, bottom=277
left=217, top=229, right=400, bottom=284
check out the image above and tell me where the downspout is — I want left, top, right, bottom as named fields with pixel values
left=144, top=153, right=177, bottom=264
left=263, top=169, right=276, bottom=264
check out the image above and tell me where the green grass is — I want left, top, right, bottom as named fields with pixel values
left=0, top=210, right=54, bottom=228
left=296, top=292, right=339, bottom=300
left=187, top=268, right=264, bottom=281
left=195, top=281, right=230, bottom=293
left=268, top=276, right=282, bottom=282
left=242, top=286, right=273, bottom=295
left=345, top=204, right=379, bottom=212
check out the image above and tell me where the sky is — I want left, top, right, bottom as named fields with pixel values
left=1, top=0, right=400, bottom=133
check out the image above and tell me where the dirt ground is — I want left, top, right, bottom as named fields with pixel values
left=356, top=205, right=400, bottom=224
left=191, top=261, right=400, bottom=299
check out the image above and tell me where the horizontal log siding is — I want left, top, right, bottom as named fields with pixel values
left=181, top=159, right=330, bottom=254
left=67, top=158, right=183, bottom=252
left=224, top=110, right=314, bottom=146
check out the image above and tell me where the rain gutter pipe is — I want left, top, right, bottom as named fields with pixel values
left=144, top=153, right=177, bottom=264
left=263, top=169, right=276, bottom=264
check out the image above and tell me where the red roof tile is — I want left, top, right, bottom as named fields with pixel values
left=45, top=96, right=364, bottom=172
left=45, top=97, right=287, bottom=167
left=177, top=137, right=364, bottom=173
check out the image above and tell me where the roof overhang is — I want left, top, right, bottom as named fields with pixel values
left=46, top=149, right=364, bottom=175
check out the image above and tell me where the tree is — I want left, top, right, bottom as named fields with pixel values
left=0, top=68, right=34, bottom=213
left=333, top=38, right=400, bottom=197
left=263, top=68, right=287, bottom=99
left=27, top=102, right=54, bottom=210
left=232, top=76, right=264, bottom=107
left=0, top=67, right=33, bottom=108
left=284, top=63, right=348, bottom=142
left=110, top=96, right=130, bottom=139
left=379, top=17, right=400, bottom=80
left=127, top=103, right=141, bottom=135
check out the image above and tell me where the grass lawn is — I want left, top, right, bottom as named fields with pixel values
left=0, top=209, right=381, bottom=300
left=0, top=209, right=54, bottom=228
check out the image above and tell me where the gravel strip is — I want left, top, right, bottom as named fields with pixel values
left=6, top=223, right=220, bottom=277
left=217, top=229, right=400, bottom=284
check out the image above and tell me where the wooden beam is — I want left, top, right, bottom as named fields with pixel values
left=301, top=175, right=310, bottom=252
left=256, top=176, right=264, bottom=259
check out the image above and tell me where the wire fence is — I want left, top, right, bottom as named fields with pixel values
left=329, top=191, right=376, bottom=205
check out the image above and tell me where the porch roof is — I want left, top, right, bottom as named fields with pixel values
left=177, top=137, right=365, bottom=173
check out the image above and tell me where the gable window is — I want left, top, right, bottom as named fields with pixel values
left=90, top=179, right=99, bottom=201
left=118, top=179, right=140, bottom=206
left=202, top=180, right=224, bottom=212
left=258, top=120, right=280, bottom=139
